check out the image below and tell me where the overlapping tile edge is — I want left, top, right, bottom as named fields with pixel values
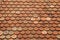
left=0, top=0, right=60, bottom=40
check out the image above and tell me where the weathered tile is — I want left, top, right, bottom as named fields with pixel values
left=0, top=0, right=59, bottom=40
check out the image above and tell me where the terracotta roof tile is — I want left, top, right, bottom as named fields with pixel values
left=0, top=0, right=60, bottom=40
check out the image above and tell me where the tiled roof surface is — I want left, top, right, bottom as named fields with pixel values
left=0, top=0, right=60, bottom=40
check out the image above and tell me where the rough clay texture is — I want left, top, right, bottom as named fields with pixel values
left=0, top=0, right=60, bottom=40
